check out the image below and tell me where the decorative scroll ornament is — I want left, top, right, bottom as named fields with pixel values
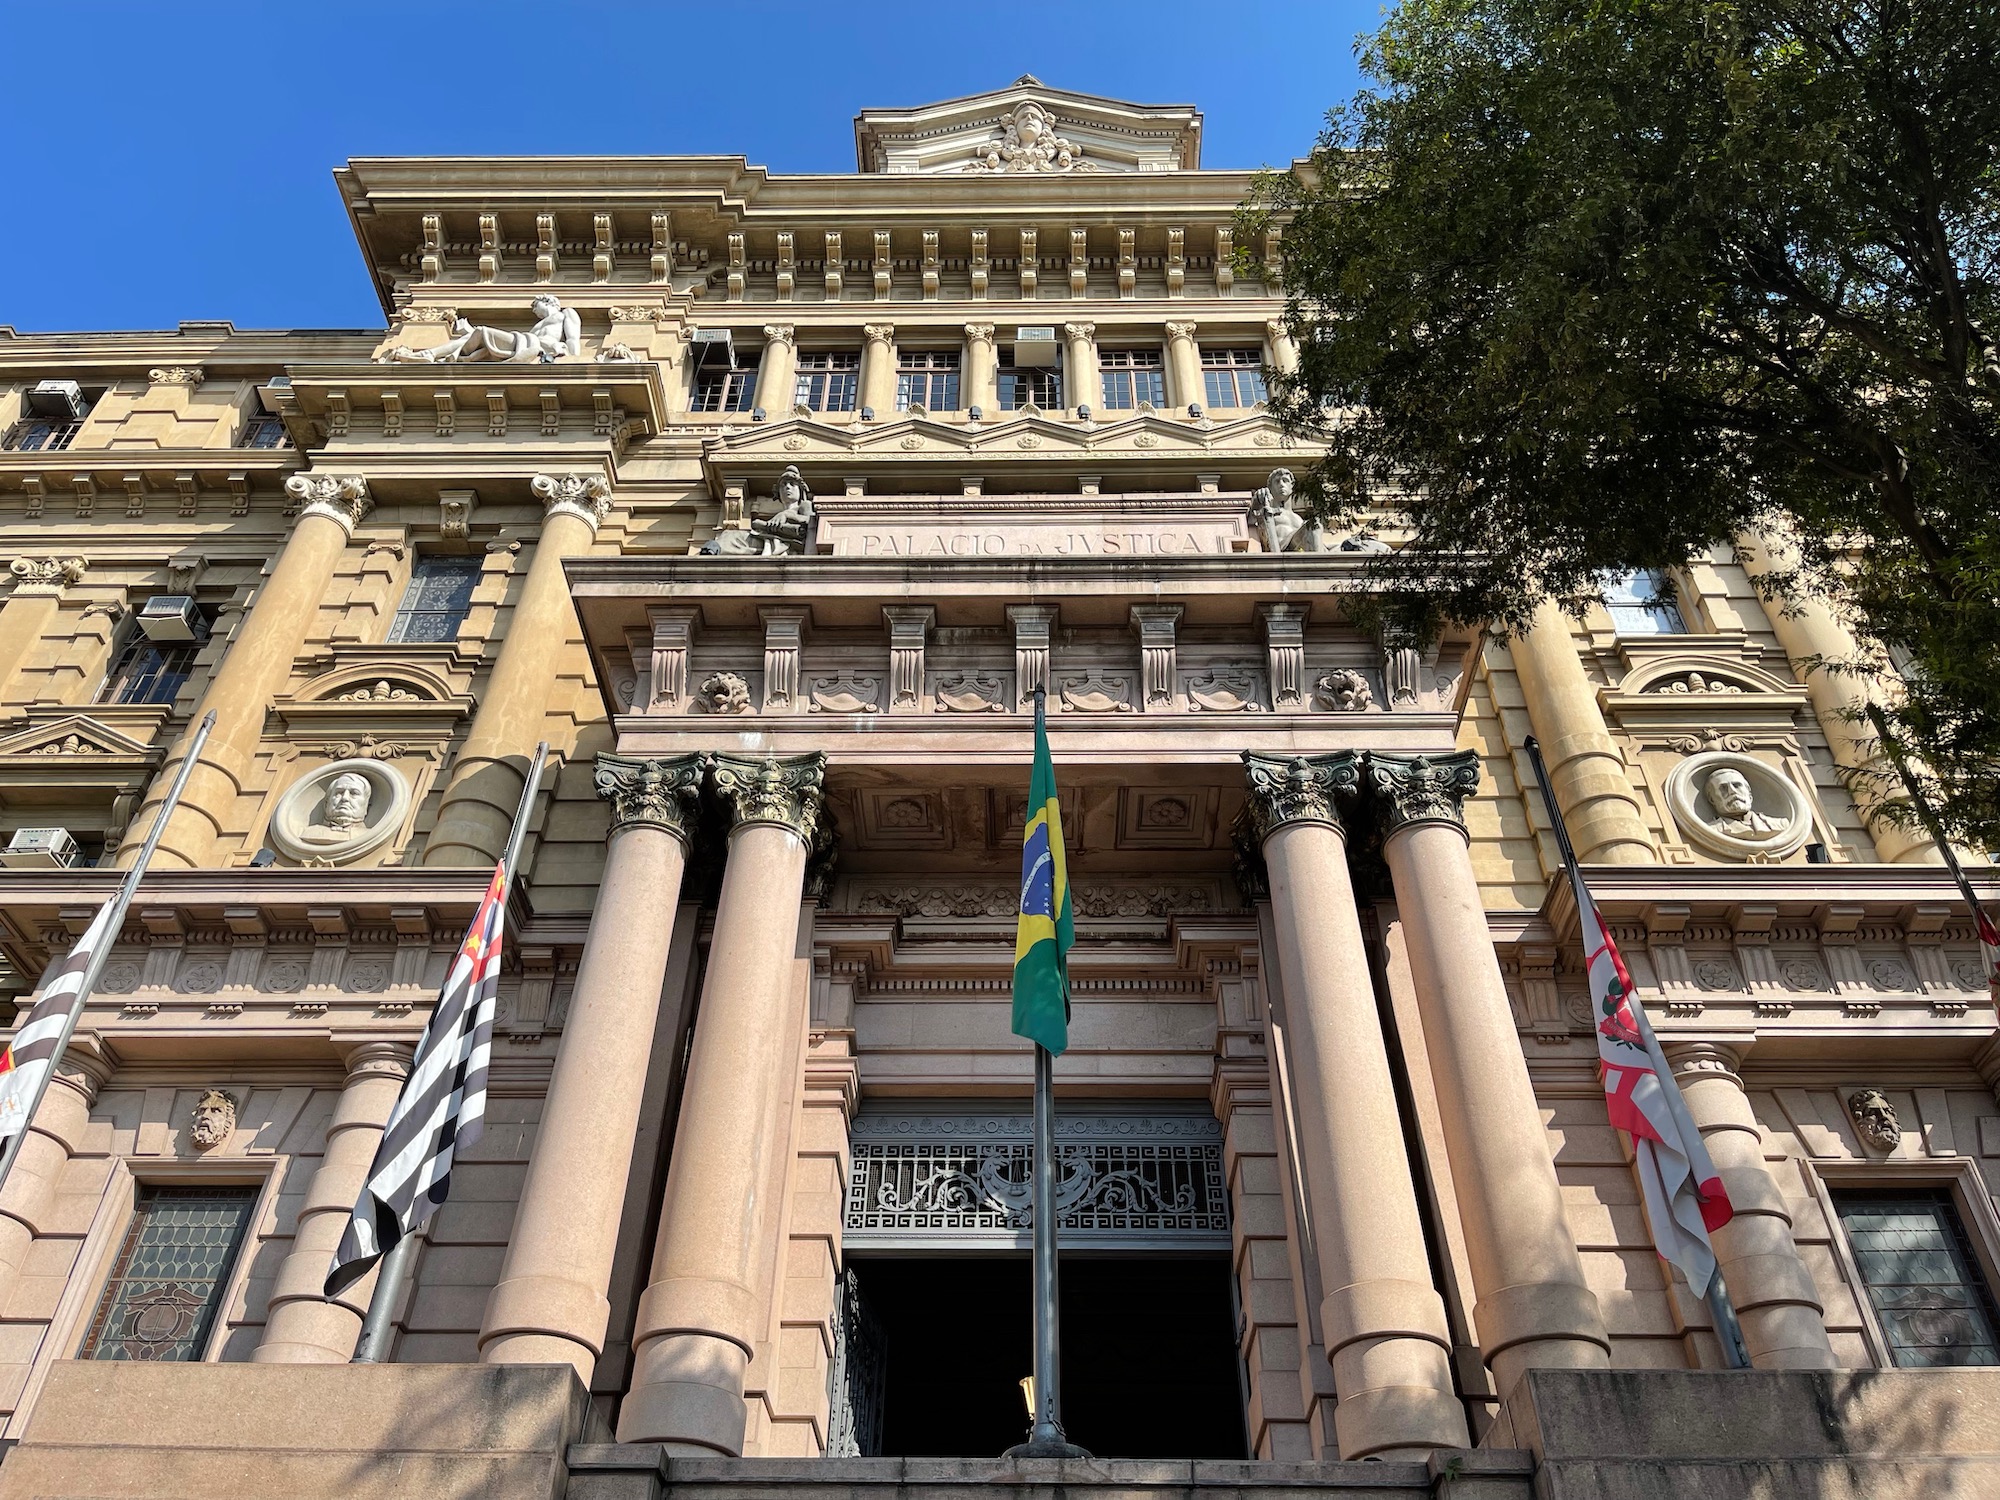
left=711, top=751, right=826, bottom=842
left=530, top=472, right=613, bottom=530
left=810, top=676, right=882, bottom=714
left=1186, top=670, right=1263, bottom=713
left=187, top=1089, right=236, bottom=1151
left=594, top=753, right=706, bottom=842
left=594, top=342, right=638, bottom=363
left=284, top=474, right=372, bottom=533
left=935, top=671, right=1007, bottom=713
left=393, top=306, right=460, bottom=326
left=147, top=366, right=205, bottom=387
left=1366, top=749, right=1482, bottom=836
left=1242, top=751, right=1359, bottom=840
left=9, top=557, right=86, bottom=588
left=1847, top=1088, right=1902, bottom=1152
left=1059, top=675, right=1133, bottom=714
left=967, top=101, right=1094, bottom=175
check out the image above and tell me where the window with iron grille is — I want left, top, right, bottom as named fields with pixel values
left=99, top=606, right=218, bottom=708
left=692, top=358, right=760, bottom=414
left=795, top=351, right=861, bottom=413
left=1200, top=348, right=1268, bottom=409
left=80, top=1185, right=257, bottom=1362
left=238, top=414, right=290, bottom=449
left=1835, top=1189, right=2000, bottom=1367
left=1600, top=569, right=1688, bottom=635
left=388, top=556, right=481, bottom=644
left=996, top=349, right=1062, bottom=411
left=1099, top=348, right=1166, bottom=411
left=3, top=417, right=84, bottom=452
left=895, top=351, right=959, bottom=412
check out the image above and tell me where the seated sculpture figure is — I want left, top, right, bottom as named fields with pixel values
left=388, top=294, right=581, bottom=363
left=1247, top=468, right=1330, bottom=553
left=703, top=466, right=817, bottom=557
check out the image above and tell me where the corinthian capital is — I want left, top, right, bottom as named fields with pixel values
left=594, top=752, right=707, bottom=843
left=531, top=472, right=614, bottom=532
left=762, top=324, right=797, bottom=349
left=862, top=323, right=896, bottom=349
left=9, top=556, right=86, bottom=591
left=964, top=322, right=996, bottom=344
left=1165, top=321, right=1198, bottom=343
left=1242, top=751, right=1359, bottom=842
left=1063, top=322, right=1097, bottom=342
left=284, top=473, right=372, bottom=534
left=1365, top=749, right=1482, bottom=838
left=711, top=751, right=826, bottom=842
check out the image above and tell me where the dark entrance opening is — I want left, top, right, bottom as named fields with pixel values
left=849, top=1256, right=1245, bottom=1460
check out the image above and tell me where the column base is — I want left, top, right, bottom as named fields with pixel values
left=617, top=1332, right=751, bottom=1453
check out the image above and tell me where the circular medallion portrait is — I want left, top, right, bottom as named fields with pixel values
left=267, top=758, right=410, bottom=864
left=1664, top=751, right=1812, bottom=861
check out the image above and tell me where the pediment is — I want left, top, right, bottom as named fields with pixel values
left=0, top=714, right=162, bottom=762
left=853, top=79, right=1202, bottom=175
left=295, top=662, right=459, bottom=705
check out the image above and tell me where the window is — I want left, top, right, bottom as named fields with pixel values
left=80, top=1185, right=257, bottom=1362
left=692, top=356, right=759, bottom=414
left=1835, top=1189, right=2000, bottom=1367
left=1600, top=569, right=1688, bottom=635
left=3, top=416, right=84, bottom=452
left=997, top=349, right=1062, bottom=411
left=99, top=607, right=218, bottom=707
left=895, top=351, right=959, bottom=412
left=238, top=414, right=290, bottom=449
left=388, top=556, right=481, bottom=644
left=1099, top=348, right=1166, bottom=411
left=795, top=351, right=861, bottom=413
left=1200, top=348, right=1269, bottom=409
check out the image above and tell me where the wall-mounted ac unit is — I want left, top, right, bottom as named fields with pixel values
left=136, top=595, right=204, bottom=643
left=256, top=375, right=293, bottom=415
left=24, top=380, right=86, bottom=421
left=689, top=329, right=737, bottom=370
left=1011, top=327, right=1060, bottom=367
left=0, top=828, right=80, bottom=870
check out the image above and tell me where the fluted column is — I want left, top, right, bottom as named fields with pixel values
left=619, top=753, right=826, bottom=1454
left=1165, top=321, right=1203, bottom=410
left=1243, top=754, right=1467, bottom=1459
left=254, top=1041, right=413, bottom=1362
left=1509, top=604, right=1655, bottom=864
left=963, top=324, right=997, bottom=414
left=1737, top=531, right=1930, bottom=862
left=121, top=474, right=368, bottom=868
left=1665, top=1043, right=1839, bottom=1368
left=1063, top=322, right=1098, bottom=414
left=0, top=558, right=85, bottom=705
left=751, top=326, right=796, bottom=416
left=481, top=754, right=704, bottom=1379
left=0, top=1042, right=109, bottom=1321
left=424, top=474, right=610, bottom=867
left=1371, top=751, right=1611, bottom=1397
left=859, top=324, right=897, bottom=416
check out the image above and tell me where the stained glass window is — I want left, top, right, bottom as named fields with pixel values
left=388, top=555, right=481, bottom=644
left=1835, top=1189, right=2000, bottom=1367
left=81, top=1186, right=257, bottom=1363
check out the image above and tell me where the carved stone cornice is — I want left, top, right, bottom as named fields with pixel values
left=594, top=752, right=706, bottom=843
left=711, top=751, right=826, bottom=842
left=531, top=472, right=613, bottom=532
left=9, top=556, right=86, bottom=592
left=1241, top=751, right=1359, bottom=843
left=283, top=473, right=372, bottom=535
left=1366, top=749, right=1482, bottom=839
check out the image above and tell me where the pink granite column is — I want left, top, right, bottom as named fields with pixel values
left=1370, top=750, right=1611, bottom=1398
left=1243, top=753, right=1467, bottom=1459
left=1666, top=1043, right=1838, bottom=1368
left=480, top=754, right=705, bottom=1379
left=254, top=1041, right=413, bottom=1362
left=618, top=753, right=825, bottom=1454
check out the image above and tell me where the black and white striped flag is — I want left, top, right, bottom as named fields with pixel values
left=0, top=901, right=120, bottom=1142
left=325, top=861, right=507, bottom=1296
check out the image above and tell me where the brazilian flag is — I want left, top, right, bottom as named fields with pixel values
left=1012, top=694, right=1074, bottom=1056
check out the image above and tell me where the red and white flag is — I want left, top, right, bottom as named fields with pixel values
left=0, top=900, right=119, bottom=1143
left=1571, top=865, right=1734, bottom=1296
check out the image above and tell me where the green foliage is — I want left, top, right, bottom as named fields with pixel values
left=1245, top=0, right=2000, bottom=848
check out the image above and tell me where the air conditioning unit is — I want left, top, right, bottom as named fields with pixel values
left=0, top=828, right=80, bottom=870
left=1011, top=327, right=1060, bottom=367
left=135, top=595, right=205, bottom=643
left=24, top=380, right=86, bottom=421
left=689, top=329, right=737, bottom=370
left=256, top=375, right=293, bottom=415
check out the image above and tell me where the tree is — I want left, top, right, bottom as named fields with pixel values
left=1244, top=0, right=2000, bottom=848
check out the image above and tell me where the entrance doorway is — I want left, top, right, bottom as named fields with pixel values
left=846, top=1256, right=1245, bottom=1460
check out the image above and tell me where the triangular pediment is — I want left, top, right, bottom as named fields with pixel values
left=0, top=714, right=160, bottom=761
left=853, top=79, right=1201, bottom=175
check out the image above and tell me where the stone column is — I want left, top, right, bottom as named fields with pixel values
left=1063, top=322, right=1098, bottom=414
left=254, top=1041, right=413, bottom=1363
left=619, top=752, right=826, bottom=1454
left=0, top=1042, right=110, bottom=1320
left=0, top=558, right=86, bottom=705
left=962, top=323, right=997, bottom=414
left=1264, top=318, right=1301, bottom=378
left=1737, top=530, right=1930, bottom=863
left=1165, top=321, right=1203, bottom=410
left=1508, top=604, right=1655, bottom=864
left=859, top=324, right=897, bottom=416
left=120, top=474, right=369, bottom=869
left=1243, top=754, right=1468, bottom=1459
left=751, top=326, right=796, bottom=417
left=423, top=473, right=611, bottom=867
left=481, top=754, right=704, bottom=1380
left=1665, top=1043, right=1839, bottom=1368
left=1371, top=750, right=1612, bottom=1397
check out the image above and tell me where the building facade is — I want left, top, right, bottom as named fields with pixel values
left=0, top=79, right=1996, bottom=1498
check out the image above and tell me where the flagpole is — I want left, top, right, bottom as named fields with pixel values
left=0, top=710, right=216, bottom=1201
left=351, top=740, right=548, bottom=1366
left=1865, top=705, right=2000, bottom=948
left=1522, top=735, right=1752, bottom=1370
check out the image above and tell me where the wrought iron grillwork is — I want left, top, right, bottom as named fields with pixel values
left=846, top=1113, right=1229, bottom=1251
left=81, top=1185, right=257, bottom=1362
left=825, top=1267, right=886, bottom=1457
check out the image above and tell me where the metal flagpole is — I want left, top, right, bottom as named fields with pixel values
left=1866, top=704, right=2000, bottom=941
left=1522, top=735, right=1752, bottom=1370
left=351, top=741, right=549, bottom=1365
left=0, top=710, right=216, bottom=1201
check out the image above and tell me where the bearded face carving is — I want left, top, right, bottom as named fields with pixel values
left=1847, top=1088, right=1902, bottom=1152
left=188, top=1089, right=237, bottom=1152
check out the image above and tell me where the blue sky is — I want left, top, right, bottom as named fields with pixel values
left=0, top=2, right=1381, bottom=333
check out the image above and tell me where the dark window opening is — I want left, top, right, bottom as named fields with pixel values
left=1835, top=1188, right=2000, bottom=1367
left=844, top=1256, right=1244, bottom=1459
left=99, top=605, right=220, bottom=707
left=238, top=414, right=290, bottom=449
left=1200, top=348, right=1268, bottom=409
left=693, top=357, right=760, bottom=413
left=997, top=350, right=1062, bottom=411
left=796, top=351, right=861, bottom=413
left=80, top=1185, right=257, bottom=1362
left=388, top=555, right=481, bottom=644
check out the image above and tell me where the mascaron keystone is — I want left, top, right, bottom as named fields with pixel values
left=594, top=753, right=707, bottom=842
left=711, top=751, right=827, bottom=842
left=1242, top=751, right=1360, bottom=841
left=1366, top=749, right=1482, bottom=837
left=284, top=473, right=372, bottom=533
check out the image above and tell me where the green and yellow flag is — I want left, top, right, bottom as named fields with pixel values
left=1012, top=693, right=1074, bottom=1055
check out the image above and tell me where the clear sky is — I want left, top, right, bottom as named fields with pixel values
left=0, top=1, right=1380, bottom=334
